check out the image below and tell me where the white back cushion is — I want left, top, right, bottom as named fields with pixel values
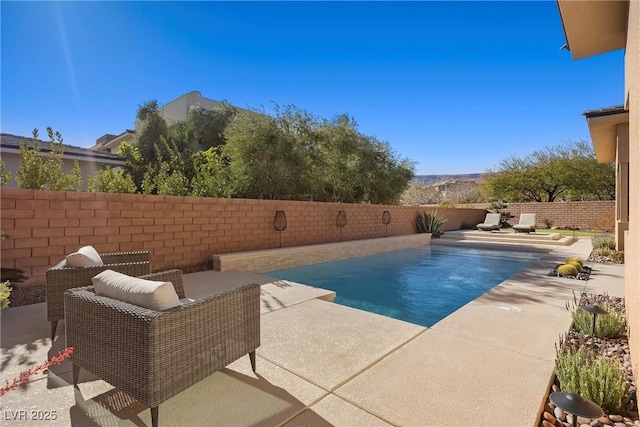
left=66, top=246, right=104, bottom=267
left=92, top=269, right=180, bottom=311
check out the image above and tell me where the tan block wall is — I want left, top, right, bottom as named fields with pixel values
left=0, top=189, right=486, bottom=286
left=466, top=201, right=615, bottom=230
left=624, top=0, right=640, bottom=404
left=213, top=234, right=431, bottom=273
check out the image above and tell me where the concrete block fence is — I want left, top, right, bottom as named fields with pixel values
left=466, top=201, right=615, bottom=230
left=0, top=189, right=487, bottom=286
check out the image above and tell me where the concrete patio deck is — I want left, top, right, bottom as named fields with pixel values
left=0, top=237, right=625, bottom=426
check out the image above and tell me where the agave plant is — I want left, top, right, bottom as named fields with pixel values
left=415, top=211, right=447, bottom=237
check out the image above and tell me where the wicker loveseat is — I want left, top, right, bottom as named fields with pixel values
left=64, top=269, right=261, bottom=427
left=46, top=250, right=151, bottom=339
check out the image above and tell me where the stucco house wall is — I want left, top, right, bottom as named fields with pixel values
left=558, top=0, right=640, bottom=406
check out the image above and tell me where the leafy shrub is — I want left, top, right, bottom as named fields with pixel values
left=415, top=211, right=447, bottom=237
left=16, top=128, right=83, bottom=191
left=592, top=234, right=616, bottom=250
left=0, top=158, right=11, bottom=187
left=555, top=344, right=629, bottom=413
left=543, top=218, right=554, bottom=229
left=0, top=281, right=11, bottom=312
left=557, top=263, right=578, bottom=277
left=88, top=167, right=137, bottom=194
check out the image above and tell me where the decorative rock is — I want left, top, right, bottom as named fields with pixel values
left=599, top=416, right=613, bottom=425
left=543, top=411, right=557, bottom=424
left=582, top=424, right=593, bottom=427
left=579, top=417, right=593, bottom=424
left=590, top=420, right=601, bottom=427
left=541, top=420, right=555, bottom=427
left=611, top=415, right=624, bottom=423
left=568, top=414, right=574, bottom=425
left=552, top=384, right=560, bottom=392
left=614, top=423, right=627, bottom=427
left=555, top=406, right=566, bottom=421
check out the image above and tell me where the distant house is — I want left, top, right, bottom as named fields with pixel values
left=96, top=91, right=230, bottom=155
left=149, top=90, right=224, bottom=128
left=91, top=129, right=135, bottom=154
left=0, top=132, right=125, bottom=189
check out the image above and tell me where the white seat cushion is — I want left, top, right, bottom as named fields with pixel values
left=92, top=269, right=180, bottom=311
left=66, top=246, right=104, bottom=267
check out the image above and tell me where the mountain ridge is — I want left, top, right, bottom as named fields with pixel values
left=411, top=173, right=482, bottom=186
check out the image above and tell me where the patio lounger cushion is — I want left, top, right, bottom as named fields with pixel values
left=513, top=213, right=536, bottom=233
left=476, top=213, right=501, bottom=231
left=66, top=245, right=104, bottom=267
left=92, top=269, right=180, bottom=311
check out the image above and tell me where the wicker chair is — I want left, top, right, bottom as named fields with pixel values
left=46, top=251, right=151, bottom=339
left=64, top=269, right=261, bottom=427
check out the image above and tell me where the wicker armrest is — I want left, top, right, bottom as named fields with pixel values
left=100, top=251, right=150, bottom=265
left=46, top=251, right=153, bottom=339
left=64, top=276, right=260, bottom=410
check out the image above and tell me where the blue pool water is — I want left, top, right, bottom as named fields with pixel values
left=266, top=245, right=544, bottom=327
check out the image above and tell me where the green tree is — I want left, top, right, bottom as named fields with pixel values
left=0, top=158, right=11, bottom=187
left=141, top=137, right=190, bottom=196
left=87, top=166, right=137, bottom=193
left=119, top=141, right=146, bottom=192
left=359, top=136, right=415, bottom=204
left=224, top=110, right=308, bottom=199
left=190, top=147, right=232, bottom=198
left=480, top=141, right=614, bottom=202
left=135, top=100, right=169, bottom=162
left=16, top=128, right=83, bottom=191
left=186, top=102, right=238, bottom=150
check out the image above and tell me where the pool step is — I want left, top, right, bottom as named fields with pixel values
left=438, top=230, right=576, bottom=246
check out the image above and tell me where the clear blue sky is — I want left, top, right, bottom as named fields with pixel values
left=1, top=1, right=624, bottom=175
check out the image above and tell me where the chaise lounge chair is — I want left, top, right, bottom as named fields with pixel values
left=476, top=213, right=501, bottom=232
left=513, top=213, right=536, bottom=233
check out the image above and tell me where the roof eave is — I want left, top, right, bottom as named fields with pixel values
left=585, top=110, right=629, bottom=163
left=557, top=0, right=628, bottom=60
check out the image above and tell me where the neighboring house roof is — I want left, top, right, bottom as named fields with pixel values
left=582, top=105, right=629, bottom=164
left=92, top=129, right=135, bottom=152
left=0, top=133, right=126, bottom=166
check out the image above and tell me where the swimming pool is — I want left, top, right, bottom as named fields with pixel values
left=266, top=245, right=545, bottom=327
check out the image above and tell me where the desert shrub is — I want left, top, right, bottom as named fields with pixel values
left=571, top=303, right=627, bottom=339
left=555, top=344, right=629, bottom=413
left=566, top=293, right=627, bottom=339
left=567, top=257, right=583, bottom=268
left=543, top=218, right=554, bottom=229
left=566, top=260, right=582, bottom=273
left=592, top=234, right=616, bottom=250
left=594, top=246, right=612, bottom=258
left=415, top=211, right=447, bottom=237
left=460, top=222, right=476, bottom=230
left=557, top=263, right=578, bottom=277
